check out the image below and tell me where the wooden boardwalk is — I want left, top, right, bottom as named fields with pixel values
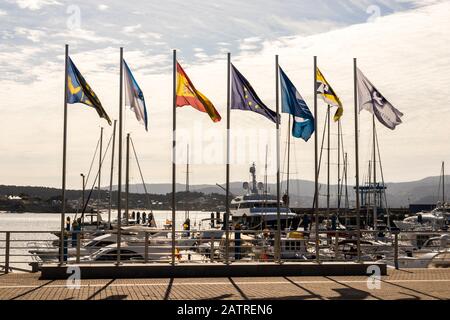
left=0, top=268, right=449, bottom=300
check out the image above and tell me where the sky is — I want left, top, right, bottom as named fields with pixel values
left=0, top=0, right=449, bottom=191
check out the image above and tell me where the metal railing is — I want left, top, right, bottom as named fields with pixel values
left=1, top=229, right=449, bottom=273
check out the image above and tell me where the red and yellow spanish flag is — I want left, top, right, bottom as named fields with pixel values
left=176, top=62, right=221, bottom=122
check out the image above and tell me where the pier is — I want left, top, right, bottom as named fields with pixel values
left=0, top=268, right=448, bottom=300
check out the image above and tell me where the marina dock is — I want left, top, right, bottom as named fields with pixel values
left=40, top=261, right=387, bottom=279
left=0, top=268, right=448, bottom=300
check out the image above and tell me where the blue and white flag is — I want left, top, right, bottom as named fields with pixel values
left=123, top=60, right=148, bottom=131
left=279, top=67, right=314, bottom=141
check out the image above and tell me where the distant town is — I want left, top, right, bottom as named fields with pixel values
left=0, top=185, right=227, bottom=213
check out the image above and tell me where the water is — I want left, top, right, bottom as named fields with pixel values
left=0, top=210, right=214, bottom=270
left=0, top=210, right=215, bottom=232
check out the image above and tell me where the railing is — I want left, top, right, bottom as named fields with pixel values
left=1, top=229, right=449, bottom=273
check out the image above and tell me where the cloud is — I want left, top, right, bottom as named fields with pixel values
left=15, top=0, right=61, bottom=10
left=14, top=27, right=46, bottom=42
left=0, top=0, right=449, bottom=188
left=122, top=24, right=142, bottom=33
left=98, top=4, right=108, bottom=11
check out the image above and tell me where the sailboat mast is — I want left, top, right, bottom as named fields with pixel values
left=125, top=133, right=130, bottom=225
left=442, top=161, right=445, bottom=203
left=186, top=144, right=190, bottom=220
left=97, top=126, right=103, bottom=228
left=108, top=120, right=117, bottom=225
left=372, top=114, right=377, bottom=230
left=337, top=120, right=341, bottom=214
left=327, top=105, right=330, bottom=220
left=286, top=115, right=291, bottom=208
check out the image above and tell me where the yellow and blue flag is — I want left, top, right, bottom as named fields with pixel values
left=67, top=57, right=111, bottom=125
left=231, top=63, right=279, bottom=123
left=316, top=68, right=343, bottom=122
left=279, top=67, right=314, bottom=141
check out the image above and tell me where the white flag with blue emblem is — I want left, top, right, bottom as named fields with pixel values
left=123, top=60, right=148, bottom=131
left=357, top=68, right=403, bottom=130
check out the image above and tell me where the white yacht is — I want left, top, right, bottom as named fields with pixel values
left=230, top=163, right=297, bottom=230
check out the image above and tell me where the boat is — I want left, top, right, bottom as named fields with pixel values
left=229, top=163, right=297, bottom=230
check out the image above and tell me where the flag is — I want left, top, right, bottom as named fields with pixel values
left=176, top=62, right=221, bottom=122
left=66, top=57, right=111, bottom=125
left=316, top=68, right=343, bottom=121
left=123, top=60, right=148, bottom=131
left=357, top=68, right=403, bottom=130
left=231, top=63, right=279, bottom=123
left=279, top=67, right=314, bottom=141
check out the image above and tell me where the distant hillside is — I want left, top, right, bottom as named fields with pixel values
left=1, top=175, right=448, bottom=209
left=106, top=175, right=450, bottom=208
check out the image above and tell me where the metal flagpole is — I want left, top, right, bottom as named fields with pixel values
left=275, top=55, right=281, bottom=263
left=225, top=52, right=231, bottom=264
left=60, top=44, right=69, bottom=265
left=116, top=47, right=123, bottom=265
left=171, top=49, right=177, bottom=266
left=97, top=127, right=103, bottom=229
left=353, top=58, right=361, bottom=262
left=108, top=120, right=117, bottom=226
left=313, top=56, right=320, bottom=263
left=125, top=133, right=130, bottom=225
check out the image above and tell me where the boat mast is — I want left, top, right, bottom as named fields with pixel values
left=107, top=120, right=117, bottom=226
left=327, top=105, right=330, bottom=221
left=442, top=161, right=445, bottom=204
left=186, top=144, right=190, bottom=220
left=125, top=133, right=130, bottom=225
left=337, top=120, right=341, bottom=216
left=97, top=126, right=103, bottom=229
left=286, top=115, right=291, bottom=208
left=372, top=114, right=377, bottom=231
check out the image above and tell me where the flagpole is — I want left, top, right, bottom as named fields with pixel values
left=97, top=126, right=103, bottom=229
left=225, top=52, right=231, bottom=264
left=108, top=120, right=117, bottom=226
left=116, top=47, right=123, bottom=265
left=313, top=56, right=320, bottom=263
left=125, top=133, right=130, bottom=225
left=60, top=43, right=69, bottom=265
left=171, top=49, right=177, bottom=266
left=353, top=58, right=361, bottom=262
left=275, top=55, right=281, bottom=264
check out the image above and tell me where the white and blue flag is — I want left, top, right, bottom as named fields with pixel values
left=123, top=60, right=148, bottom=131
left=279, top=67, right=314, bottom=141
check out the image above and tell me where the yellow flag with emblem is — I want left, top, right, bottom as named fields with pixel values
left=316, top=68, right=343, bottom=122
